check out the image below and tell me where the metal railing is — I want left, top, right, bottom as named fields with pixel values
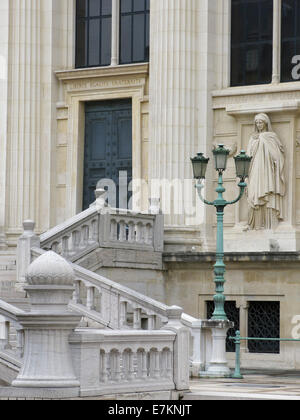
left=229, top=330, right=300, bottom=379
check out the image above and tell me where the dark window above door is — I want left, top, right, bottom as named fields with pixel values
left=76, top=0, right=112, bottom=68
left=231, top=0, right=273, bottom=86
left=75, top=0, right=150, bottom=68
left=119, top=0, right=150, bottom=65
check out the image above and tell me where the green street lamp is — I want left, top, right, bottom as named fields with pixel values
left=191, top=145, right=252, bottom=321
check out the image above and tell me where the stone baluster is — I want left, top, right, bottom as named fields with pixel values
left=147, top=315, right=156, bottom=331
left=118, top=220, right=126, bottom=242
left=100, top=350, right=109, bottom=383
left=0, top=320, right=11, bottom=350
left=61, top=235, right=70, bottom=257
left=145, top=223, right=153, bottom=246
left=166, top=349, right=173, bottom=379
left=149, top=349, right=155, bottom=379
left=16, top=327, right=25, bottom=358
left=120, top=301, right=128, bottom=328
left=128, top=351, right=135, bottom=381
left=91, top=219, right=99, bottom=243
left=110, top=219, right=118, bottom=241
left=133, top=307, right=142, bottom=330
left=71, top=230, right=81, bottom=255
left=51, top=241, right=60, bottom=254
left=72, top=280, right=81, bottom=304
left=80, top=225, right=89, bottom=249
left=123, top=350, right=134, bottom=381
left=154, top=350, right=160, bottom=379
left=111, top=350, right=121, bottom=382
left=141, top=351, right=148, bottom=379
left=136, top=350, right=143, bottom=379
left=136, top=223, right=143, bottom=243
left=128, top=222, right=135, bottom=243
left=86, top=286, right=95, bottom=311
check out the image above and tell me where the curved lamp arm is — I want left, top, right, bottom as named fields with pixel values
left=225, top=181, right=247, bottom=206
left=195, top=180, right=215, bottom=206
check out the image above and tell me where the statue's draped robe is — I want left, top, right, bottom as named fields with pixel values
left=247, top=131, right=285, bottom=229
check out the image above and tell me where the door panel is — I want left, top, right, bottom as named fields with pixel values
left=83, top=100, right=132, bottom=210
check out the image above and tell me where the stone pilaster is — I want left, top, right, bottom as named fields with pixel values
left=7, top=0, right=43, bottom=238
left=149, top=1, right=220, bottom=252
left=5, top=0, right=72, bottom=243
left=0, top=0, right=9, bottom=249
left=149, top=0, right=200, bottom=227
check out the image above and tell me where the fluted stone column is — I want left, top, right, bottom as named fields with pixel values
left=12, top=251, right=81, bottom=392
left=5, top=0, right=72, bottom=242
left=0, top=0, right=9, bottom=249
left=149, top=0, right=200, bottom=227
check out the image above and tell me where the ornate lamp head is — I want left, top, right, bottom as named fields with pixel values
left=213, top=144, right=230, bottom=173
left=234, top=150, right=252, bottom=181
left=190, top=153, right=210, bottom=180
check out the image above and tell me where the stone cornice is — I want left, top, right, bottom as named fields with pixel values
left=212, top=83, right=300, bottom=114
left=212, top=82, right=300, bottom=98
left=163, top=251, right=300, bottom=264
left=55, top=63, right=149, bottom=82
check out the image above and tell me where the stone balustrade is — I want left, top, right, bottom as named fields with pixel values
left=99, top=210, right=164, bottom=252
left=40, top=207, right=100, bottom=261
left=31, top=247, right=201, bottom=377
left=0, top=251, right=189, bottom=398
left=37, top=207, right=164, bottom=262
left=70, top=330, right=177, bottom=396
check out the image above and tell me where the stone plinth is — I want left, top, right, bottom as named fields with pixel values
left=200, top=319, right=234, bottom=378
left=12, top=251, right=81, bottom=391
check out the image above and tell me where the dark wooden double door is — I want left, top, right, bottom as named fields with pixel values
left=83, top=99, right=132, bottom=210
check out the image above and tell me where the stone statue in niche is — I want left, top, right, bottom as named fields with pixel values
left=246, top=113, right=285, bottom=230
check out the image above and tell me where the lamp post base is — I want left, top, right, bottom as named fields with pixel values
left=200, top=319, right=234, bottom=379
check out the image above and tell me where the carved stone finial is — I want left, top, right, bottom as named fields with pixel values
left=26, top=251, right=74, bottom=286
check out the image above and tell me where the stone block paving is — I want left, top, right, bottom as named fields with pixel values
left=185, top=370, right=300, bottom=400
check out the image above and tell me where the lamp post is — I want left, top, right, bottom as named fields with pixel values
left=191, top=145, right=251, bottom=321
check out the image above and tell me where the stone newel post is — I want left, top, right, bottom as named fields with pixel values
left=163, top=306, right=190, bottom=391
left=16, top=220, right=40, bottom=292
left=12, top=251, right=81, bottom=389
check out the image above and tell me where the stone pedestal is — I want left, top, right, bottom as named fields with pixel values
left=163, top=306, right=190, bottom=391
left=16, top=221, right=40, bottom=292
left=200, top=319, right=233, bottom=378
left=12, top=251, right=81, bottom=391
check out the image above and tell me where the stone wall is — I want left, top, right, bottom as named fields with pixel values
left=163, top=253, right=300, bottom=370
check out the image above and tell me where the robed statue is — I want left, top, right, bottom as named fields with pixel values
left=246, top=113, right=285, bottom=230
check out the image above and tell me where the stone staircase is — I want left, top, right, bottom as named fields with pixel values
left=0, top=202, right=198, bottom=398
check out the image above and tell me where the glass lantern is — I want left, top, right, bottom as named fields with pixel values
left=190, top=153, right=210, bottom=180
left=234, top=150, right=252, bottom=181
left=213, top=144, right=230, bottom=172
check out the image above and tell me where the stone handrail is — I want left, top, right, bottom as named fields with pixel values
left=32, top=247, right=172, bottom=330
left=70, top=329, right=177, bottom=396
left=38, top=207, right=164, bottom=262
left=40, top=207, right=99, bottom=262
left=0, top=300, right=25, bottom=359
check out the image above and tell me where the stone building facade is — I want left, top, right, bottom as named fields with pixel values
left=1, top=0, right=300, bottom=370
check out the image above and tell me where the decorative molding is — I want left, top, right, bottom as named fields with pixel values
left=225, top=100, right=300, bottom=116
left=55, top=63, right=149, bottom=87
